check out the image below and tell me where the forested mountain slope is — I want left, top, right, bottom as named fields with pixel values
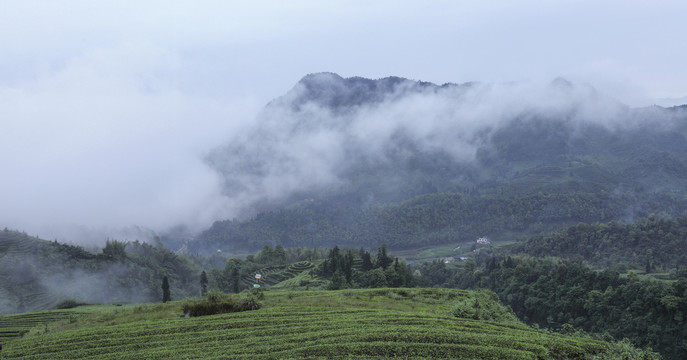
left=515, top=216, right=687, bottom=270
left=0, top=229, right=201, bottom=314
left=189, top=73, right=687, bottom=253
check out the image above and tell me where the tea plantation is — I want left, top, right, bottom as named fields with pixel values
left=0, top=288, right=657, bottom=359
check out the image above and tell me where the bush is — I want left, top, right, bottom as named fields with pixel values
left=451, top=290, right=518, bottom=322
left=182, top=291, right=261, bottom=317
left=55, top=299, right=88, bottom=309
left=591, top=339, right=661, bottom=360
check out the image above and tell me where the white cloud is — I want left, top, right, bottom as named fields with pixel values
left=0, top=41, right=259, bottom=241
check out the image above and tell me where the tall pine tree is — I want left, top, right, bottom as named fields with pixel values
left=162, top=275, right=171, bottom=303
left=200, top=271, right=208, bottom=296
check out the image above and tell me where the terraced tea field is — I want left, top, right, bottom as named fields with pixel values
left=240, top=261, right=315, bottom=288
left=0, top=288, right=640, bottom=359
left=0, top=306, right=109, bottom=343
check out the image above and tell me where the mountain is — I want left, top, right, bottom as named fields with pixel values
left=190, top=73, right=687, bottom=254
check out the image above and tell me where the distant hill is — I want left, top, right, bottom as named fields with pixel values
left=515, top=215, right=687, bottom=271
left=188, top=73, right=687, bottom=254
left=0, top=228, right=201, bottom=314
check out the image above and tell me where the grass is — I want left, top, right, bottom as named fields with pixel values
left=0, top=288, right=633, bottom=359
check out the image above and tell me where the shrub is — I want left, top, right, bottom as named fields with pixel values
left=182, top=291, right=261, bottom=317
left=55, top=299, right=88, bottom=309
left=451, top=289, right=518, bottom=322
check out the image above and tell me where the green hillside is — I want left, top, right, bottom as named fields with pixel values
left=0, top=288, right=658, bottom=359
left=515, top=216, right=687, bottom=270
left=0, top=229, right=201, bottom=314
left=191, top=75, right=687, bottom=254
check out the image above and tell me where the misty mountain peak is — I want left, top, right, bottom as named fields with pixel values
left=550, top=77, right=574, bottom=90
left=284, top=72, right=437, bottom=111
left=206, top=73, right=686, bottom=225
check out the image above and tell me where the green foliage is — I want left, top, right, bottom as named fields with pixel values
left=592, top=339, right=662, bottom=360
left=192, top=189, right=630, bottom=253
left=101, top=239, right=127, bottom=261
left=444, top=254, right=687, bottom=359
left=327, top=271, right=347, bottom=290
left=517, top=216, right=687, bottom=271
left=376, top=243, right=392, bottom=269
left=451, top=289, right=518, bottom=322
left=316, top=245, right=415, bottom=289
left=181, top=291, right=260, bottom=317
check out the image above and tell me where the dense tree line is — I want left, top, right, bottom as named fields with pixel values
left=318, top=244, right=414, bottom=289
left=192, top=190, right=634, bottom=253
left=516, top=216, right=687, bottom=271
left=207, top=244, right=416, bottom=293
left=420, top=254, right=687, bottom=360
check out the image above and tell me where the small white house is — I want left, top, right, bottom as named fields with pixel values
left=476, top=237, right=491, bottom=245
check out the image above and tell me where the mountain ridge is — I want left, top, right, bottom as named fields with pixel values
left=190, top=73, right=687, bottom=254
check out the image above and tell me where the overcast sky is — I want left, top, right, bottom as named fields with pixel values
left=1, top=1, right=686, bottom=242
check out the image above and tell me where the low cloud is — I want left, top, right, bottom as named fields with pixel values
left=3, top=62, right=682, bottom=245
left=0, top=42, right=259, bottom=244
left=207, top=74, right=642, bottom=216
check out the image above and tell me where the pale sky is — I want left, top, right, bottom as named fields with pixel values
left=1, top=0, right=686, bottom=242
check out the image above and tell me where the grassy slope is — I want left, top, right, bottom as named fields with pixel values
left=0, top=288, right=630, bottom=359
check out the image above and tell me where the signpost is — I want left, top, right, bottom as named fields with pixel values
left=253, top=273, right=262, bottom=290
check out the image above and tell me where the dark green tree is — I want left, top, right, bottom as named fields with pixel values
left=376, top=243, right=392, bottom=270
left=369, top=268, right=388, bottom=287
left=102, top=239, right=127, bottom=261
left=328, top=271, right=347, bottom=290
left=361, top=251, right=374, bottom=271
left=224, top=258, right=242, bottom=293
left=342, top=251, right=353, bottom=284
left=274, top=244, right=287, bottom=264
left=231, top=266, right=240, bottom=293
left=200, top=271, right=208, bottom=296
left=258, top=245, right=274, bottom=263
left=162, top=275, right=171, bottom=303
